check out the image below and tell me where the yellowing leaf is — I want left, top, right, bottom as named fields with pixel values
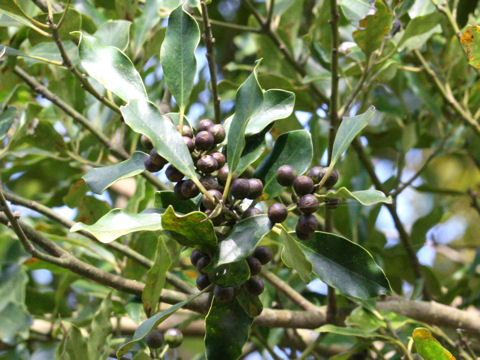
left=412, top=328, right=456, bottom=360
left=460, top=25, right=480, bottom=69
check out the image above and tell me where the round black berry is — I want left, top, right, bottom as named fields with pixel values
left=141, top=135, right=153, bottom=150
left=183, top=136, right=195, bottom=152
left=214, top=285, right=235, bottom=302
left=230, top=178, right=250, bottom=199
left=200, top=176, right=219, bottom=190
left=247, top=256, right=262, bottom=276
left=247, top=178, right=263, bottom=199
left=202, top=189, right=222, bottom=210
left=211, top=152, right=226, bottom=168
left=195, top=130, right=214, bottom=151
left=325, top=197, right=341, bottom=209
left=174, top=181, right=187, bottom=200
left=268, top=203, right=287, bottom=223
left=276, top=165, right=297, bottom=186
left=166, top=165, right=184, bottom=182
left=209, top=124, right=226, bottom=144
left=296, top=214, right=318, bottom=239
left=196, top=256, right=210, bottom=274
left=190, top=249, right=204, bottom=266
left=197, top=155, right=218, bottom=173
left=325, top=169, right=339, bottom=189
left=197, top=118, right=214, bottom=132
left=181, top=179, right=200, bottom=198
left=145, top=329, right=164, bottom=348
left=177, top=124, right=193, bottom=138
left=293, top=175, right=314, bottom=196
left=298, top=194, right=319, bottom=214
left=164, top=328, right=183, bottom=348
left=217, top=166, right=230, bottom=184
left=254, top=246, right=273, bottom=265
left=245, top=276, right=265, bottom=296
left=150, top=149, right=167, bottom=168
left=243, top=207, right=262, bottom=218
left=144, top=157, right=162, bottom=172
left=308, top=166, right=327, bottom=184
left=196, top=274, right=211, bottom=290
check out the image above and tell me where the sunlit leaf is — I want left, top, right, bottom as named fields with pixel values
left=325, top=187, right=392, bottom=206
left=412, top=328, right=456, bottom=360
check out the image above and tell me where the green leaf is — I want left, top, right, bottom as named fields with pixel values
left=0, top=3, right=48, bottom=34
left=215, top=215, right=272, bottom=266
left=340, top=0, right=371, bottom=23
left=70, top=209, right=163, bottom=243
left=346, top=307, right=410, bottom=332
left=132, top=353, right=152, bottom=360
left=154, top=190, right=197, bottom=213
left=461, top=25, right=480, bottom=69
left=77, top=33, right=147, bottom=102
left=142, top=235, right=171, bottom=316
left=0, top=302, right=31, bottom=343
left=236, top=129, right=268, bottom=176
left=205, top=298, right=254, bottom=360
left=280, top=230, right=312, bottom=283
left=56, top=324, right=89, bottom=360
left=299, top=231, right=391, bottom=298
left=245, top=89, right=295, bottom=135
left=211, top=260, right=251, bottom=287
left=353, top=0, right=393, bottom=55
left=87, top=294, right=112, bottom=360
left=227, top=64, right=264, bottom=174
left=325, top=187, right=392, bottom=206
left=412, top=328, right=456, bottom=360
left=120, top=100, right=199, bottom=183
left=254, top=130, right=313, bottom=199
left=25, top=41, right=78, bottom=66
left=160, top=5, right=200, bottom=111
left=330, top=107, right=375, bottom=168
left=0, top=106, right=15, bottom=141
left=117, top=290, right=206, bottom=358
left=398, top=12, right=443, bottom=50
left=94, top=20, right=131, bottom=50
left=316, top=324, right=389, bottom=339
left=161, top=206, right=217, bottom=253
left=236, top=287, right=263, bottom=317
left=83, top=152, right=147, bottom=194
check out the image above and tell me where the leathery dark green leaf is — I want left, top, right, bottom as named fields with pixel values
left=161, top=206, right=217, bottom=253
left=205, top=298, right=254, bottom=360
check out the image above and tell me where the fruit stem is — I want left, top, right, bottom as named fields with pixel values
left=222, top=172, right=233, bottom=202
left=159, top=344, right=169, bottom=358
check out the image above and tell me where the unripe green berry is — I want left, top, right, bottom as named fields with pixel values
left=164, top=328, right=183, bottom=348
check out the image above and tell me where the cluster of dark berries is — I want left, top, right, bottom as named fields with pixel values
left=191, top=246, right=272, bottom=302
left=145, top=328, right=183, bottom=350
left=267, top=165, right=340, bottom=240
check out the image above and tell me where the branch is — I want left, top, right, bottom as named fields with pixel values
left=200, top=0, right=221, bottom=124
left=12, top=66, right=168, bottom=191
left=467, top=189, right=480, bottom=217
left=193, top=16, right=261, bottom=33
left=2, top=190, right=193, bottom=294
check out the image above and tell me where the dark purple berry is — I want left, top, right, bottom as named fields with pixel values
left=293, top=175, right=314, bottom=196
left=145, top=330, right=164, bottom=348
left=308, top=166, right=327, bottom=184
left=150, top=149, right=167, bottom=168
left=194, top=131, right=214, bottom=151
left=245, top=276, right=265, bottom=296
left=230, top=178, right=250, bottom=199
left=197, top=155, right=218, bottom=173
left=276, top=165, right=297, bottom=186
left=177, top=124, right=193, bottom=138
left=190, top=249, right=204, bottom=266
left=254, top=246, right=273, bottom=265
left=196, top=274, right=211, bottom=290
left=202, top=189, right=222, bottom=210
left=211, top=152, right=226, bottom=168
left=183, top=136, right=195, bottom=152
left=268, top=203, right=287, bottom=223
left=296, top=214, right=318, bottom=239
left=196, top=256, right=210, bottom=274
left=181, top=179, right=199, bottom=198
left=164, top=328, right=183, bottom=348
left=209, top=124, right=226, bottom=144
left=144, top=157, right=162, bottom=172
left=243, top=207, right=262, bottom=218
left=295, top=227, right=312, bottom=240
left=141, top=135, right=153, bottom=150
left=174, top=181, right=187, bottom=200
left=200, top=176, right=219, bottom=190
left=166, top=165, right=184, bottom=182
left=247, top=178, right=263, bottom=199
left=325, top=197, right=341, bottom=209
left=214, top=285, right=235, bottom=302
left=197, top=119, right=214, bottom=132
left=298, top=194, right=319, bottom=214
left=325, top=169, right=339, bottom=189
left=217, top=166, right=230, bottom=184
left=247, top=256, right=262, bottom=276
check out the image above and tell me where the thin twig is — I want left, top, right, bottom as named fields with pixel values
left=467, top=189, right=480, bottom=217
left=200, top=0, right=221, bottom=124
left=193, top=16, right=262, bottom=33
